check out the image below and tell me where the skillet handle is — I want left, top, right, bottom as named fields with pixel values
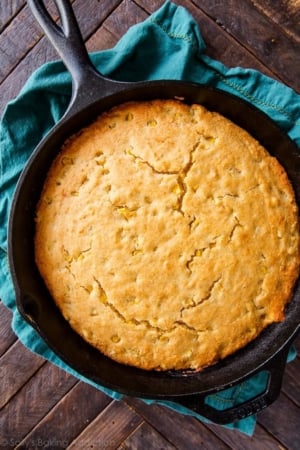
left=27, top=0, right=126, bottom=110
left=172, top=344, right=291, bottom=425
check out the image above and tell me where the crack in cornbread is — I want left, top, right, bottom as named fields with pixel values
left=34, top=99, right=300, bottom=371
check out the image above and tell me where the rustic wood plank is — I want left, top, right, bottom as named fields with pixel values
left=103, top=0, right=147, bottom=36
left=0, top=0, right=25, bottom=32
left=119, top=421, right=176, bottom=450
left=0, top=1, right=299, bottom=448
left=0, top=340, right=45, bottom=409
left=16, top=381, right=112, bottom=449
left=0, top=0, right=62, bottom=81
left=0, top=0, right=120, bottom=82
left=192, top=0, right=300, bottom=91
left=0, top=36, right=59, bottom=117
left=250, top=0, right=300, bottom=43
left=67, top=399, right=143, bottom=449
left=71, top=0, right=122, bottom=40
left=257, top=392, right=300, bottom=449
left=0, top=2, right=139, bottom=114
left=0, top=362, right=77, bottom=444
left=0, top=0, right=122, bottom=116
left=2, top=0, right=289, bottom=116
left=86, top=26, right=120, bottom=53
left=0, top=302, right=17, bottom=356
left=125, top=397, right=230, bottom=449
left=135, top=0, right=279, bottom=81
left=86, top=0, right=148, bottom=55
left=282, top=355, right=300, bottom=407
left=206, top=422, right=285, bottom=450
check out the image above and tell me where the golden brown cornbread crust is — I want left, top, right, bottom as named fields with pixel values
left=35, top=99, right=300, bottom=371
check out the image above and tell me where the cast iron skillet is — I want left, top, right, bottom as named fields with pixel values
left=8, top=0, right=300, bottom=424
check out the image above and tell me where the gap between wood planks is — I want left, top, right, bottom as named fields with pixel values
left=135, top=0, right=299, bottom=91
left=249, top=0, right=300, bottom=43
left=0, top=0, right=294, bottom=116
left=257, top=392, right=300, bottom=449
left=14, top=380, right=112, bottom=448
left=0, top=1, right=299, bottom=447
left=0, top=340, right=47, bottom=410
left=0, top=305, right=298, bottom=447
left=0, top=362, right=77, bottom=443
left=0, top=302, right=17, bottom=356
left=0, top=0, right=26, bottom=33
left=0, top=0, right=122, bottom=90
left=189, top=0, right=300, bottom=91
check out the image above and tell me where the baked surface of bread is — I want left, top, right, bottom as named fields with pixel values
left=35, top=100, right=300, bottom=370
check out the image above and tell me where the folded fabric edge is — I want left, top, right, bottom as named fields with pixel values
left=0, top=0, right=299, bottom=436
left=9, top=300, right=257, bottom=435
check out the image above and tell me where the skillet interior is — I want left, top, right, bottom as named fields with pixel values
left=9, top=81, right=300, bottom=399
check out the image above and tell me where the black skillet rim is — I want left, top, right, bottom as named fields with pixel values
left=8, top=80, right=300, bottom=400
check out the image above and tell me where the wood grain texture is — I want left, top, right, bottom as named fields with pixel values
left=0, top=0, right=63, bottom=81
left=16, top=382, right=112, bottom=449
left=0, top=0, right=121, bottom=115
left=135, top=0, right=279, bottom=79
left=206, top=421, right=287, bottom=450
left=86, top=0, right=148, bottom=63
left=192, top=0, right=300, bottom=91
left=125, top=397, right=230, bottom=449
left=0, top=35, right=57, bottom=116
left=0, top=362, right=77, bottom=444
left=258, top=392, right=300, bottom=449
left=86, top=25, right=120, bottom=53
left=250, top=0, right=300, bottom=42
left=0, top=340, right=44, bottom=409
left=104, top=0, right=147, bottom=35
left=119, top=421, right=176, bottom=450
left=281, top=356, right=300, bottom=407
left=0, top=0, right=25, bottom=32
left=0, top=1, right=299, bottom=448
left=0, top=302, right=16, bottom=356
left=67, top=400, right=143, bottom=449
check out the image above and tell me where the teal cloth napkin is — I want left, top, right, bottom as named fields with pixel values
left=0, top=1, right=299, bottom=436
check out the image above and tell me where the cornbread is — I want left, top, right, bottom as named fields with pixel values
left=35, top=99, right=300, bottom=371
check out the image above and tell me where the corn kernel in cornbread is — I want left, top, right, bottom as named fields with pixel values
left=35, top=100, right=300, bottom=371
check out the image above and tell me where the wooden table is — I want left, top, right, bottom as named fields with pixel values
left=1, top=1, right=299, bottom=448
